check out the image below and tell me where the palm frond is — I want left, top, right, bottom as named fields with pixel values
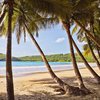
left=72, top=24, right=78, bottom=35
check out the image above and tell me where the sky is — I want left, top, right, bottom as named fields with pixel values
left=0, top=24, right=85, bottom=57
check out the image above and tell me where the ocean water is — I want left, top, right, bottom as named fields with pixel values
left=0, top=61, right=96, bottom=76
left=0, top=61, right=71, bottom=67
left=0, top=61, right=72, bottom=76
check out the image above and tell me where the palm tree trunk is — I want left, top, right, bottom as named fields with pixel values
left=72, top=18, right=100, bottom=48
left=24, top=23, right=88, bottom=95
left=6, top=0, right=14, bottom=100
left=85, top=33, right=100, bottom=70
left=92, top=27, right=100, bottom=59
left=71, top=36, right=100, bottom=83
left=62, top=21, right=86, bottom=89
left=96, top=47, right=100, bottom=59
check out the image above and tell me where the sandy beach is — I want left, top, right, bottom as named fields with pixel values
left=0, top=67, right=100, bottom=100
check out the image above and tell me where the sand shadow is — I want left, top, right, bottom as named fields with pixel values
left=1, top=89, right=100, bottom=100
left=29, top=76, right=100, bottom=95
left=1, top=77, right=100, bottom=100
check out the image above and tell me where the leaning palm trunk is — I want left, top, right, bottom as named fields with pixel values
left=6, top=0, right=14, bottom=100
left=71, top=37, right=100, bottom=83
left=72, top=18, right=100, bottom=48
left=94, top=34, right=100, bottom=59
left=96, top=47, right=100, bottom=59
left=90, top=20, right=100, bottom=59
left=85, top=33, right=100, bottom=70
left=62, top=21, right=86, bottom=89
left=24, top=23, right=88, bottom=95
left=92, top=27, right=100, bottom=58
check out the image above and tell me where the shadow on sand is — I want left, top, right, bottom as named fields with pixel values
left=1, top=77, right=100, bottom=100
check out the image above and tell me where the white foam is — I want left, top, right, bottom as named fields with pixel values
left=0, top=63, right=97, bottom=76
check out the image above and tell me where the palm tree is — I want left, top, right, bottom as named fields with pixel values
left=71, top=20, right=100, bottom=83
left=24, top=24, right=81, bottom=95
left=85, top=33, right=100, bottom=70
left=5, top=0, right=14, bottom=100
left=73, top=22, right=100, bottom=70
left=60, top=0, right=100, bottom=88
left=71, top=35, right=100, bottom=83
left=89, top=16, right=100, bottom=65
left=73, top=23, right=100, bottom=70
left=93, top=19, right=100, bottom=58
left=62, top=21, right=86, bottom=90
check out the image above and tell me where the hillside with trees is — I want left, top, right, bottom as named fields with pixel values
left=0, top=53, right=97, bottom=62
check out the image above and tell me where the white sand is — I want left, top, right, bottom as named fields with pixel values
left=0, top=67, right=100, bottom=100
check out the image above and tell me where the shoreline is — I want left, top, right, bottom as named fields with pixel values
left=0, top=65, right=97, bottom=78
left=0, top=62, right=97, bottom=77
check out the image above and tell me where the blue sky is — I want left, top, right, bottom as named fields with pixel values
left=0, top=24, right=84, bottom=57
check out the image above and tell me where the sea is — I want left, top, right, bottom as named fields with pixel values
left=0, top=61, right=96, bottom=76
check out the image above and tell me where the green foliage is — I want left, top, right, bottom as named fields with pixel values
left=0, top=53, right=20, bottom=61
left=0, top=53, right=5, bottom=59
left=0, top=54, right=94, bottom=62
left=18, top=53, right=97, bottom=62
left=0, top=52, right=97, bottom=62
left=72, top=25, right=78, bottom=35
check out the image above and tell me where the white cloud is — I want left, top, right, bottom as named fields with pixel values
left=56, top=37, right=65, bottom=43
